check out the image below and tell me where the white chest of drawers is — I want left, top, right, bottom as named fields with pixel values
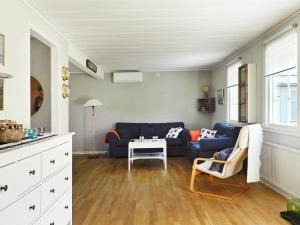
left=0, top=133, right=74, bottom=225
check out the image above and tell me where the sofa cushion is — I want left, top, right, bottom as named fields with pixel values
left=154, top=127, right=169, bottom=138
left=190, top=130, right=201, bottom=141
left=140, top=128, right=155, bottom=139
left=166, top=127, right=183, bottom=138
left=213, top=123, right=241, bottom=137
left=116, top=139, right=131, bottom=147
left=197, top=128, right=217, bottom=140
left=165, top=138, right=183, bottom=146
left=117, top=129, right=130, bottom=139
left=115, top=123, right=149, bottom=139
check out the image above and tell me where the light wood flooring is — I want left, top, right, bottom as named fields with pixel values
left=72, top=156, right=289, bottom=225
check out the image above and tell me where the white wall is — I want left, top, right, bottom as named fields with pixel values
left=212, top=12, right=300, bottom=197
left=30, top=38, right=51, bottom=131
left=69, top=71, right=213, bottom=153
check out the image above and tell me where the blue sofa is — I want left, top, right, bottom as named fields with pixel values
left=106, top=122, right=189, bottom=157
left=187, top=123, right=241, bottom=161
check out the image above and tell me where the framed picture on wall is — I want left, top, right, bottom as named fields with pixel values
left=217, top=88, right=224, bottom=105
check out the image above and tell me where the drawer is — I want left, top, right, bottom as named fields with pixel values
left=41, top=165, right=72, bottom=212
left=0, top=154, right=41, bottom=210
left=0, top=186, right=41, bottom=225
left=42, top=142, right=71, bottom=179
left=42, top=189, right=71, bottom=225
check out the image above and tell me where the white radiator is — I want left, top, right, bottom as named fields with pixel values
left=261, top=142, right=300, bottom=198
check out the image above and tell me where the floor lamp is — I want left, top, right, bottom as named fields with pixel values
left=83, top=99, right=103, bottom=158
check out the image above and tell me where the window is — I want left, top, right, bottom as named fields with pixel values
left=227, top=60, right=241, bottom=122
left=265, top=30, right=298, bottom=127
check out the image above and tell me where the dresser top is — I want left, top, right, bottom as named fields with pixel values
left=0, top=132, right=75, bottom=154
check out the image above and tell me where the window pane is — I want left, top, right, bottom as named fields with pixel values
left=265, top=31, right=297, bottom=75
left=227, top=61, right=241, bottom=87
left=228, top=85, right=239, bottom=121
left=269, top=68, right=297, bottom=126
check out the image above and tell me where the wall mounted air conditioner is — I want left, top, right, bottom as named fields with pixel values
left=113, top=72, right=143, bottom=83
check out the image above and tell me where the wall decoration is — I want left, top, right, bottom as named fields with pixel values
left=61, top=66, right=70, bottom=81
left=62, top=83, right=70, bottom=98
left=0, top=33, right=4, bottom=66
left=202, top=85, right=210, bottom=98
left=31, top=76, right=44, bottom=115
left=217, top=88, right=224, bottom=105
left=0, top=80, right=3, bottom=110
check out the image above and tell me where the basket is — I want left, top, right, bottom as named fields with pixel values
left=0, top=120, right=24, bottom=143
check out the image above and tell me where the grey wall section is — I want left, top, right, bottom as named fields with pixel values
left=70, top=71, right=212, bottom=153
left=211, top=12, right=300, bottom=149
left=30, top=38, right=51, bottom=131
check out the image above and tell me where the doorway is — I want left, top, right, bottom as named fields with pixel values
left=30, top=35, right=51, bottom=132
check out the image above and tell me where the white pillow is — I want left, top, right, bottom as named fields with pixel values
left=196, top=128, right=217, bottom=141
left=165, top=127, right=183, bottom=138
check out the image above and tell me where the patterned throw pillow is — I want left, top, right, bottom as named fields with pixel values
left=165, top=127, right=183, bottom=138
left=196, top=128, right=217, bottom=141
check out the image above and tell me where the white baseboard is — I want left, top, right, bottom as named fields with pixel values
left=260, top=177, right=294, bottom=199
left=72, top=151, right=107, bottom=155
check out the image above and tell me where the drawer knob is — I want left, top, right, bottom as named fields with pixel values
left=50, top=160, right=56, bottom=164
left=65, top=177, right=69, bottom=181
left=65, top=205, right=69, bottom=209
left=65, top=152, right=69, bottom=156
left=50, top=222, right=55, bottom=225
left=29, top=205, right=36, bottom=211
left=29, top=170, right=36, bottom=175
left=0, top=185, right=8, bottom=192
left=50, top=188, right=55, bottom=194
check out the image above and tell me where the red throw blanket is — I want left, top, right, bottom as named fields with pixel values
left=102, top=129, right=120, bottom=144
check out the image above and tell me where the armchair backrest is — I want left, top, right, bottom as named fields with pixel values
left=222, top=126, right=249, bottom=178
left=213, top=123, right=241, bottom=138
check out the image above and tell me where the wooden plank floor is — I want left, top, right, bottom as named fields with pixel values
left=72, top=156, right=289, bottom=225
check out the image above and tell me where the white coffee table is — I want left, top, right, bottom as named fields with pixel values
left=128, top=139, right=167, bottom=171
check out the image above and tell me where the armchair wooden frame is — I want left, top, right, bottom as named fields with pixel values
left=189, top=154, right=249, bottom=201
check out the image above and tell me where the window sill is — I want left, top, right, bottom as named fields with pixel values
left=263, top=125, right=300, bottom=138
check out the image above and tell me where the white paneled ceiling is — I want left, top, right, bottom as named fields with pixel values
left=25, top=0, right=300, bottom=72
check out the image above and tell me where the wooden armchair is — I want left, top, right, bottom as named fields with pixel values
left=189, top=126, right=249, bottom=200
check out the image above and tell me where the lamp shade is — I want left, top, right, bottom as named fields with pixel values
left=83, top=99, right=103, bottom=107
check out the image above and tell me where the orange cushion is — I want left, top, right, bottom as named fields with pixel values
left=190, top=130, right=201, bottom=142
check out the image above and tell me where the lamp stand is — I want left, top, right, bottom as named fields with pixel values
left=88, top=106, right=100, bottom=159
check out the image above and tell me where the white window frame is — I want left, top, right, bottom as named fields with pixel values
left=226, top=60, right=241, bottom=124
left=264, top=24, right=300, bottom=133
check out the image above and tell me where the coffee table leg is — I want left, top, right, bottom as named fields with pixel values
left=128, top=147, right=131, bottom=171
left=164, top=146, right=167, bottom=170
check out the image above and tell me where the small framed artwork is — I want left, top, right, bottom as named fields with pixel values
left=217, top=89, right=224, bottom=105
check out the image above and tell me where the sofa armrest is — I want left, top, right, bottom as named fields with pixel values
left=199, top=137, right=236, bottom=152
left=180, top=129, right=190, bottom=146
left=106, top=132, right=120, bottom=145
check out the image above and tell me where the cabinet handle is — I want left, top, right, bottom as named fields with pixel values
left=0, top=185, right=8, bottom=192
left=65, top=205, right=69, bottom=209
left=65, top=152, right=69, bottom=156
left=29, top=205, right=35, bottom=211
left=29, top=170, right=36, bottom=175
left=50, top=188, right=55, bottom=194
left=50, top=160, right=55, bottom=164
left=65, top=177, right=69, bottom=181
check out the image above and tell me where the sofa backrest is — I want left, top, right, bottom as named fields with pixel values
left=213, top=123, right=241, bottom=137
left=114, top=122, right=185, bottom=139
